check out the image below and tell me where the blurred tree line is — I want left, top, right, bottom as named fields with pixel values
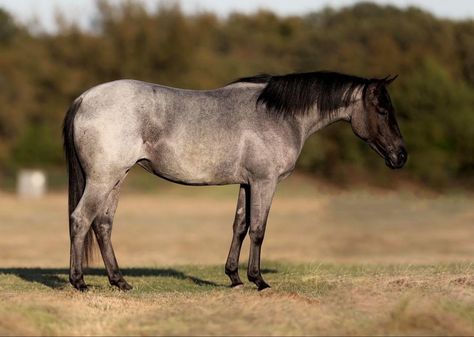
left=0, top=1, right=473, bottom=188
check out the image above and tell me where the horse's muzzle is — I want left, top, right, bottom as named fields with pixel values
left=385, top=147, right=407, bottom=169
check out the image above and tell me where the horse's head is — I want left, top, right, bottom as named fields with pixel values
left=351, top=75, right=407, bottom=169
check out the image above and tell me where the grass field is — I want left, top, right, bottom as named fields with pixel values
left=1, top=171, right=474, bottom=335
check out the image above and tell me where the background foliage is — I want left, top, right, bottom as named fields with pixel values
left=0, top=1, right=473, bottom=188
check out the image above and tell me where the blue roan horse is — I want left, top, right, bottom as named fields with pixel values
left=63, top=71, right=407, bottom=291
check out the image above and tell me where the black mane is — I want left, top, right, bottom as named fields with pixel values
left=233, top=71, right=371, bottom=118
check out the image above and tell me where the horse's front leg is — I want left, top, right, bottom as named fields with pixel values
left=247, top=179, right=277, bottom=290
left=225, top=184, right=250, bottom=287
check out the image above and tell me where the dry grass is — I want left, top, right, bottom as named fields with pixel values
left=1, top=172, right=474, bottom=335
left=2, top=264, right=474, bottom=335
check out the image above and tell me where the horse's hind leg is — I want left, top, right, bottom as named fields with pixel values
left=69, top=176, right=123, bottom=291
left=225, top=184, right=250, bottom=287
left=92, top=176, right=132, bottom=291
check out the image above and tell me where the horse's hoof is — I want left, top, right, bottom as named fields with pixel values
left=259, top=285, right=272, bottom=292
left=70, top=278, right=88, bottom=292
left=79, top=285, right=89, bottom=292
left=248, top=274, right=271, bottom=291
left=118, top=281, right=133, bottom=291
left=231, top=283, right=244, bottom=290
left=73, top=283, right=88, bottom=292
left=257, top=282, right=271, bottom=291
left=112, top=279, right=133, bottom=291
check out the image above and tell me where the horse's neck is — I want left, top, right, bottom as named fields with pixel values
left=296, top=106, right=351, bottom=141
left=298, top=90, right=365, bottom=142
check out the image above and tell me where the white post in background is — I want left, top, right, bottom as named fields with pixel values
left=17, top=170, right=47, bottom=198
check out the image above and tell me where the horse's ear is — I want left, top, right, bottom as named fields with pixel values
left=366, top=80, right=383, bottom=102
left=384, top=74, right=398, bottom=86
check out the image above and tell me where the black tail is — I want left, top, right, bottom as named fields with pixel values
left=63, top=97, right=94, bottom=266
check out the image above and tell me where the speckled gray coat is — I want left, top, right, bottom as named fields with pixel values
left=64, top=77, right=406, bottom=291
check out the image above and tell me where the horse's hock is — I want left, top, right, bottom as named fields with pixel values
left=17, top=170, right=47, bottom=198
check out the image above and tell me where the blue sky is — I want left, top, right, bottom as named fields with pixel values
left=1, top=0, right=473, bottom=32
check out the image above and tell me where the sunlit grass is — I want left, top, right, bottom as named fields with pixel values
left=2, top=262, right=474, bottom=335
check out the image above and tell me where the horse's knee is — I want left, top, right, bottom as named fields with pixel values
left=249, top=227, right=265, bottom=245
left=225, top=264, right=237, bottom=275
left=234, top=221, right=248, bottom=238
left=247, top=267, right=261, bottom=281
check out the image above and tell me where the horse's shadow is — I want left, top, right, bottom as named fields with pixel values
left=0, top=267, right=277, bottom=290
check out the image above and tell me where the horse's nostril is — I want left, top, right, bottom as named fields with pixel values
left=398, top=148, right=407, bottom=163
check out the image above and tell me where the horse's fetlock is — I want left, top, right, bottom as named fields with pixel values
left=69, top=272, right=88, bottom=291
left=247, top=270, right=260, bottom=282
left=109, top=273, right=123, bottom=284
left=225, top=266, right=237, bottom=275
left=70, top=270, right=83, bottom=281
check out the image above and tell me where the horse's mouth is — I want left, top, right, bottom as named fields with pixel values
left=368, top=141, right=387, bottom=160
left=369, top=142, right=407, bottom=169
left=385, top=157, right=402, bottom=169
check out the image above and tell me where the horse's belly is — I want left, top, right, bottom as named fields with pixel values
left=142, top=141, right=243, bottom=185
